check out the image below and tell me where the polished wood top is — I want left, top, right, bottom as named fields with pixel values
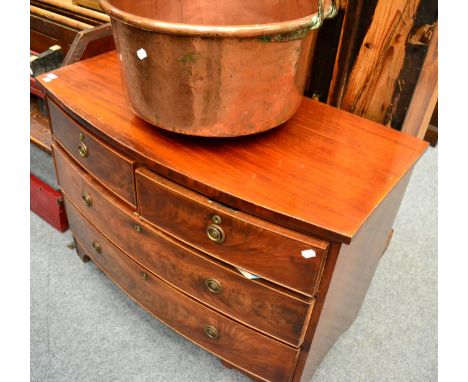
left=38, top=51, right=427, bottom=243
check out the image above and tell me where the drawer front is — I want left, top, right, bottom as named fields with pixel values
left=53, top=143, right=312, bottom=347
left=136, top=168, right=329, bottom=297
left=48, top=99, right=136, bottom=206
left=66, top=200, right=300, bottom=382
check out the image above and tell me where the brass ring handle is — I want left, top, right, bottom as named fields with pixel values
left=205, top=278, right=222, bottom=294
left=78, top=142, right=88, bottom=158
left=206, top=224, right=225, bottom=244
left=92, top=241, right=101, bottom=254
left=82, top=192, right=92, bottom=207
left=204, top=325, right=219, bottom=340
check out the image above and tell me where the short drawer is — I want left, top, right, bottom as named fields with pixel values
left=66, top=200, right=300, bottom=382
left=136, top=167, right=329, bottom=297
left=54, top=143, right=313, bottom=347
left=48, top=99, right=136, bottom=206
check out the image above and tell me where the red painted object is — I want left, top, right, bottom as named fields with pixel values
left=30, top=174, right=68, bottom=232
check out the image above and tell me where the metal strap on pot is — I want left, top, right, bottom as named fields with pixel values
left=310, top=0, right=339, bottom=30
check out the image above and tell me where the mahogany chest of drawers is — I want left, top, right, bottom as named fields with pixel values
left=38, top=52, right=427, bottom=381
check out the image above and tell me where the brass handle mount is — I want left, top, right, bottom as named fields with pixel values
left=92, top=241, right=101, bottom=254
left=205, top=278, right=222, bottom=294
left=204, top=325, right=219, bottom=340
left=82, top=192, right=92, bottom=207
left=206, top=224, right=225, bottom=244
left=78, top=142, right=88, bottom=158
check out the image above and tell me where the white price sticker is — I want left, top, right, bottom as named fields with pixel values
left=301, top=249, right=316, bottom=259
left=137, top=48, right=148, bottom=60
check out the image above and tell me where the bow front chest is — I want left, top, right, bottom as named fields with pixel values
left=38, top=52, right=427, bottom=382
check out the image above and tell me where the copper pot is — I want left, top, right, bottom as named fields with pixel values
left=100, top=0, right=338, bottom=137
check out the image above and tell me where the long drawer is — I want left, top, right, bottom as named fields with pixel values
left=136, top=167, right=329, bottom=297
left=66, top=198, right=300, bottom=382
left=48, top=99, right=136, bottom=206
left=53, top=143, right=313, bottom=347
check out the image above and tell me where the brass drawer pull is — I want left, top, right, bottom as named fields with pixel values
left=82, top=192, right=92, bottom=207
left=92, top=241, right=101, bottom=254
left=204, top=325, right=219, bottom=339
left=206, top=224, right=225, bottom=243
left=78, top=142, right=88, bottom=158
left=140, top=272, right=149, bottom=280
left=205, top=278, right=222, bottom=294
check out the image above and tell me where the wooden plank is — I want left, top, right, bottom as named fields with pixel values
left=30, top=14, right=78, bottom=51
left=31, top=1, right=101, bottom=27
left=33, top=0, right=109, bottom=23
left=326, top=0, right=380, bottom=106
left=389, top=1, right=438, bottom=131
left=31, top=5, right=94, bottom=30
left=401, top=24, right=438, bottom=138
left=424, top=101, right=438, bottom=146
left=424, top=124, right=438, bottom=147
left=73, top=0, right=103, bottom=12
left=31, top=29, right=70, bottom=55
left=339, top=0, right=422, bottom=123
left=62, top=23, right=113, bottom=66
left=313, top=0, right=438, bottom=137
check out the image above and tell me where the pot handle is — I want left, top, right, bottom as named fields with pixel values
left=310, top=0, right=339, bottom=30
left=325, top=0, right=339, bottom=18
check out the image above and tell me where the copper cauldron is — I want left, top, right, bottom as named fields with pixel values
left=100, top=0, right=339, bottom=137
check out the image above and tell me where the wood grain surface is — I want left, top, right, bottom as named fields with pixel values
left=339, top=0, right=422, bottom=123
left=30, top=14, right=78, bottom=54
left=49, top=99, right=136, bottom=206
left=136, top=167, right=328, bottom=297
left=66, top=199, right=300, bottom=382
left=314, top=0, right=438, bottom=136
left=401, top=24, right=438, bottom=138
left=53, top=144, right=314, bottom=347
left=38, top=52, right=427, bottom=243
